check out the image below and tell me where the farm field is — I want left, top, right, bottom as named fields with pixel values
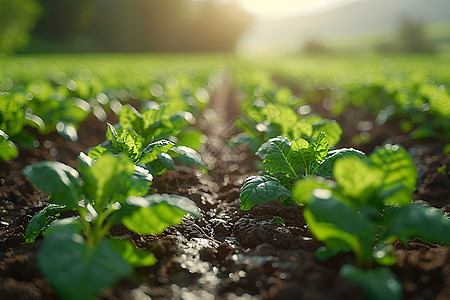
left=1, top=53, right=449, bottom=300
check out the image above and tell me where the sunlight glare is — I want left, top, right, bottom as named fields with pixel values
left=238, top=0, right=364, bottom=19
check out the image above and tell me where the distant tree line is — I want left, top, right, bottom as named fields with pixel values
left=1, top=0, right=253, bottom=54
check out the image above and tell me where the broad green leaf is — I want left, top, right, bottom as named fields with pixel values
left=25, top=204, right=65, bottom=243
left=310, top=132, right=329, bottom=163
left=120, top=104, right=143, bottom=134
left=316, top=148, right=366, bottom=178
left=292, top=177, right=334, bottom=205
left=176, top=129, right=205, bottom=149
left=305, top=189, right=377, bottom=265
left=38, top=221, right=132, bottom=300
left=290, top=138, right=314, bottom=172
left=138, top=139, right=174, bottom=164
left=311, top=120, right=342, bottom=147
left=11, top=130, right=36, bottom=149
left=240, top=175, right=291, bottom=210
left=333, top=157, right=383, bottom=206
left=368, top=144, right=416, bottom=206
left=170, top=146, right=207, bottom=171
left=120, top=194, right=201, bottom=234
left=87, top=145, right=110, bottom=159
left=113, top=128, right=143, bottom=161
left=0, top=97, right=23, bottom=136
left=157, top=152, right=176, bottom=170
left=0, top=132, right=18, bottom=161
left=272, top=216, right=286, bottom=226
left=267, top=104, right=298, bottom=136
left=340, top=265, right=402, bottom=300
left=382, top=204, right=450, bottom=245
left=22, top=161, right=81, bottom=209
left=142, top=108, right=162, bottom=132
left=286, top=121, right=313, bottom=141
left=429, top=88, right=450, bottom=117
left=109, top=238, right=157, bottom=267
left=79, top=154, right=135, bottom=210
left=121, top=166, right=152, bottom=197
left=256, top=136, right=299, bottom=178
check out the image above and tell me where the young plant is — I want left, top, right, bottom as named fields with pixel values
left=229, top=85, right=343, bottom=151
left=22, top=153, right=201, bottom=300
left=293, top=144, right=450, bottom=299
left=240, top=133, right=365, bottom=210
left=0, top=93, right=45, bottom=160
left=87, top=123, right=207, bottom=176
left=119, top=103, right=205, bottom=150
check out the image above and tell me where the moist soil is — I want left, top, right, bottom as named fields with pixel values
left=1, top=83, right=449, bottom=300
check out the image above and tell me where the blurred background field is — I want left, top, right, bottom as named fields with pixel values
left=1, top=0, right=449, bottom=155
left=1, top=0, right=450, bottom=55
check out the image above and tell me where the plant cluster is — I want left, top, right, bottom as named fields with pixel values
left=23, top=152, right=201, bottom=300
left=293, top=144, right=450, bottom=299
left=240, top=133, right=364, bottom=210
left=229, top=76, right=343, bottom=151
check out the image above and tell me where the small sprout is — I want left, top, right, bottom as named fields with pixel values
left=272, top=216, right=286, bottom=226
left=437, top=164, right=447, bottom=175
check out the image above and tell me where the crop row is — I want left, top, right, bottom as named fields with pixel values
left=2, top=54, right=450, bottom=300
left=0, top=54, right=224, bottom=161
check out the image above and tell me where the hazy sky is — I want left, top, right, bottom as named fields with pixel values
left=237, top=0, right=365, bottom=19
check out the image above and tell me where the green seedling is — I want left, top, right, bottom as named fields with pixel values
left=240, top=134, right=365, bottom=210
left=293, top=144, right=450, bottom=300
left=87, top=123, right=207, bottom=176
left=22, top=153, right=201, bottom=300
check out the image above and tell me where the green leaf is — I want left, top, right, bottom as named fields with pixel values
left=286, top=120, right=313, bottom=140
left=157, top=152, right=176, bottom=170
left=176, top=129, right=205, bottom=149
left=340, top=265, right=402, bottom=300
left=316, top=148, right=366, bottom=178
left=311, top=120, right=342, bottom=147
left=0, top=96, right=24, bottom=136
left=291, top=177, right=333, bottom=205
left=290, top=138, right=314, bottom=173
left=333, top=157, right=383, bottom=206
left=87, top=145, right=110, bottom=159
left=310, top=132, right=329, bottom=163
left=25, top=204, right=66, bottom=243
left=120, top=104, right=143, bottom=134
left=304, top=189, right=377, bottom=266
left=79, top=154, right=135, bottom=210
left=111, top=128, right=143, bottom=161
left=38, top=220, right=133, bottom=300
left=138, top=139, right=174, bottom=164
left=256, top=136, right=299, bottom=178
left=120, top=194, right=201, bottom=234
left=368, top=144, right=417, bottom=206
left=382, top=204, right=450, bottom=245
left=240, top=175, right=291, bottom=210
left=170, top=146, right=207, bottom=171
left=272, top=216, right=286, bottom=226
left=109, top=238, right=157, bottom=267
left=123, top=166, right=152, bottom=197
left=0, top=131, right=18, bottom=161
left=22, top=161, right=81, bottom=209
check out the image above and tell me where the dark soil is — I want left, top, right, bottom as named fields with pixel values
left=1, top=84, right=449, bottom=300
